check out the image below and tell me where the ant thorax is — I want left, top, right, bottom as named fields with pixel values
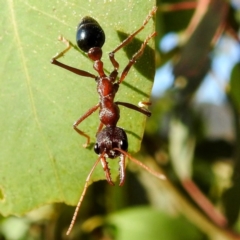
left=96, top=77, right=118, bottom=97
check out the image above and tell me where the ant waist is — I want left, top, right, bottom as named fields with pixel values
left=100, top=100, right=119, bottom=109
left=99, top=94, right=115, bottom=102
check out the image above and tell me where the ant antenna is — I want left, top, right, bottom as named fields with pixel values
left=66, top=149, right=166, bottom=235
left=114, top=148, right=166, bottom=181
left=66, top=152, right=104, bottom=235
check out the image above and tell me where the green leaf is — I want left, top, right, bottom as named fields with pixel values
left=229, top=63, right=240, bottom=110
left=169, top=118, right=195, bottom=179
left=0, top=1, right=155, bottom=215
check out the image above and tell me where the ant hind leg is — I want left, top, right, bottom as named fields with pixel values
left=108, top=6, right=157, bottom=71
left=118, top=31, right=156, bottom=85
left=52, top=35, right=73, bottom=61
left=51, top=35, right=97, bottom=78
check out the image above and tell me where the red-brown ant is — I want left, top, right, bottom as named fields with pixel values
left=51, top=6, right=165, bottom=235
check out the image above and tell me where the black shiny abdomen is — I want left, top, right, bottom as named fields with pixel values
left=76, top=16, right=105, bottom=52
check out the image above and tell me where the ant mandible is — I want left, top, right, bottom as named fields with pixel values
left=51, top=6, right=165, bottom=235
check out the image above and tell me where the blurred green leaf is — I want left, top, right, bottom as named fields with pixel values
left=107, top=206, right=203, bottom=240
left=223, top=181, right=240, bottom=226
left=229, top=63, right=240, bottom=110
left=169, top=118, right=195, bottom=179
left=0, top=0, right=155, bottom=215
left=173, top=0, right=228, bottom=103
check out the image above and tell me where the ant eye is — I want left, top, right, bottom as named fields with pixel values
left=94, top=143, right=100, bottom=155
left=120, top=140, right=128, bottom=151
left=76, top=16, right=105, bottom=52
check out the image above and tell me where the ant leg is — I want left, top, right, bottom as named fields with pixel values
left=138, top=101, right=151, bottom=108
left=119, top=154, right=126, bottom=186
left=109, top=6, right=157, bottom=70
left=109, top=69, right=118, bottom=83
left=116, top=101, right=151, bottom=117
left=100, top=156, right=114, bottom=186
left=51, top=59, right=97, bottom=79
left=51, top=56, right=96, bottom=78
left=66, top=154, right=103, bottom=235
left=52, top=35, right=72, bottom=60
left=96, top=122, right=104, bottom=136
left=51, top=36, right=97, bottom=79
left=74, top=103, right=100, bottom=147
left=118, top=31, right=156, bottom=84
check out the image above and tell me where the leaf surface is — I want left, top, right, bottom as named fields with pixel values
left=0, top=0, right=155, bottom=215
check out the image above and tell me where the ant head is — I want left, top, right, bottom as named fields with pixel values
left=94, top=127, right=128, bottom=159
left=76, top=16, right=105, bottom=53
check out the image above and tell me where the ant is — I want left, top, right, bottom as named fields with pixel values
left=51, top=6, right=165, bottom=235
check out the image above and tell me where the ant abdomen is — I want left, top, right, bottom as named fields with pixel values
left=76, top=16, right=105, bottom=52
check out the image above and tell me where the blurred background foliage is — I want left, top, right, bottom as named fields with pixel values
left=1, top=0, right=240, bottom=239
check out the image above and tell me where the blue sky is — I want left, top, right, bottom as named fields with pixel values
left=152, top=32, right=240, bottom=105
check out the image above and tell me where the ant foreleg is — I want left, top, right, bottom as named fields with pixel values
left=116, top=101, right=151, bottom=117
left=109, top=6, right=157, bottom=71
left=74, top=103, right=100, bottom=147
left=96, top=122, right=104, bottom=136
left=118, top=31, right=156, bottom=84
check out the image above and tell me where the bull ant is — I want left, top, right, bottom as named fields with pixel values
left=51, top=6, right=165, bottom=235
